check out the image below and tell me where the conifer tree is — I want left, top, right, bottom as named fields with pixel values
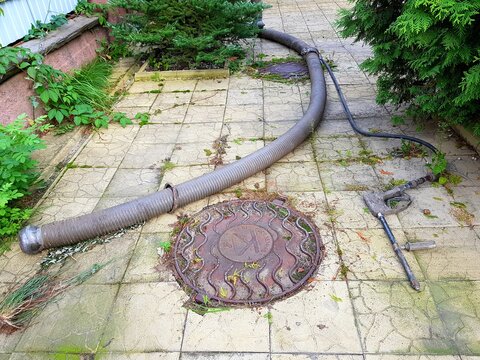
left=337, top=0, right=480, bottom=134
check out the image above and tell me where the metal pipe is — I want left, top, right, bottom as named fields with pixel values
left=18, top=28, right=327, bottom=254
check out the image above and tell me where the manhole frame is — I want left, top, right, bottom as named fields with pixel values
left=171, top=198, right=325, bottom=306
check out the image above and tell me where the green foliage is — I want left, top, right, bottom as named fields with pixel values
left=0, top=47, right=131, bottom=129
left=23, top=14, right=68, bottom=41
left=337, top=0, right=480, bottom=135
left=75, top=0, right=108, bottom=25
left=108, top=0, right=266, bottom=70
left=0, top=115, right=51, bottom=238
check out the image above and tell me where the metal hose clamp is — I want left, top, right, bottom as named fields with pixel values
left=300, top=47, right=319, bottom=56
left=164, top=183, right=179, bottom=213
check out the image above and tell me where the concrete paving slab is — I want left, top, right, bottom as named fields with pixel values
left=349, top=281, right=453, bottom=354
left=47, top=168, right=116, bottom=198
left=101, top=282, right=187, bottom=352
left=15, top=284, right=118, bottom=352
left=270, top=281, right=362, bottom=353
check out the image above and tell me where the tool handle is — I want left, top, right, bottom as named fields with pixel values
left=377, top=213, right=421, bottom=291
left=402, top=241, right=437, bottom=251
left=383, top=174, right=434, bottom=201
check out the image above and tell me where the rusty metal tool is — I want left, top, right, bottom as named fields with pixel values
left=363, top=174, right=435, bottom=291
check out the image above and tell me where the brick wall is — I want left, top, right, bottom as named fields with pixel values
left=0, top=25, right=108, bottom=125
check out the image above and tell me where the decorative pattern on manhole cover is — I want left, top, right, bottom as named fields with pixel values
left=172, top=200, right=324, bottom=305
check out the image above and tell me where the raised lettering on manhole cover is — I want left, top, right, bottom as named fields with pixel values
left=172, top=200, right=324, bottom=305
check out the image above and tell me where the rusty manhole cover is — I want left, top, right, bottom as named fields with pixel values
left=172, top=199, right=324, bottom=305
left=258, top=61, right=308, bottom=79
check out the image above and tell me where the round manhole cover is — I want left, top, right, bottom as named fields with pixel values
left=258, top=61, right=308, bottom=79
left=172, top=199, right=324, bottom=305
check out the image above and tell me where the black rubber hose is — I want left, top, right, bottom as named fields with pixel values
left=18, top=28, right=327, bottom=254
left=319, top=56, right=438, bottom=154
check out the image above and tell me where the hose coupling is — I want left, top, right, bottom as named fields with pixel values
left=300, top=47, right=319, bottom=57
left=164, top=183, right=179, bottom=213
left=19, top=225, right=44, bottom=254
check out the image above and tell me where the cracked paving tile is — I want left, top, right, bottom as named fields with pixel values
left=450, top=187, right=480, bottom=226
left=272, top=355, right=363, bottom=360
left=361, top=138, right=403, bottom=158
left=336, top=228, right=423, bottom=281
left=159, top=165, right=213, bottom=190
left=149, top=104, right=188, bottom=124
left=124, top=232, right=175, bottom=283
left=228, top=76, right=263, bottom=90
left=134, top=124, right=182, bottom=144
left=365, top=356, right=460, bottom=360
left=48, top=231, right=140, bottom=285
left=183, top=354, right=268, bottom=360
left=264, top=103, right=304, bottom=122
left=184, top=105, right=225, bottom=124
left=191, top=90, right=227, bottom=106
left=103, top=169, right=160, bottom=198
left=182, top=308, right=269, bottom=352
left=91, top=124, right=140, bottom=144
left=430, top=281, right=480, bottom=355
left=120, top=143, right=175, bottom=169
left=101, top=353, right=180, bottom=360
left=222, top=121, right=264, bottom=140
left=227, top=89, right=263, bottom=106
left=28, top=197, right=99, bottom=226
left=161, top=79, right=197, bottom=93
left=264, top=86, right=302, bottom=105
left=404, top=227, right=480, bottom=281
left=325, top=191, right=402, bottom=230
left=420, top=132, right=477, bottom=157
left=171, top=143, right=214, bottom=166
left=128, top=81, right=163, bottom=94
left=224, top=104, right=263, bottom=123
left=397, top=187, right=461, bottom=229
left=265, top=121, right=296, bottom=138
left=15, top=284, right=118, bottom=352
left=115, top=93, right=158, bottom=108
left=318, top=162, right=380, bottom=192
left=323, top=99, right=387, bottom=120
left=152, top=92, right=192, bottom=108
left=177, top=123, right=223, bottom=144
left=274, top=140, right=315, bottom=163
left=101, top=282, right=187, bottom=352
left=446, top=156, right=480, bottom=187
left=350, top=281, right=452, bottom=354
left=285, top=191, right=330, bottom=227
left=142, top=199, right=208, bottom=233
left=270, top=281, right=361, bottom=353
left=326, top=84, right=377, bottom=101
left=374, top=158, right=431, bottom=186
left=75, top=141, right=131, bottom=168
left=48, top=168, right=116, bottom=198
left=221, top=170, right=266, bottom=193
left=313, top=136, right=364, bottom=161
left=315, top=228, right=342, bottom=281
left=266, top=162, right=322, bottom=192
left=195, top=78, right=229, bottom=91
left=223, top=140, right=264, bottom=163
left=94, top=196, right=138, bottom=211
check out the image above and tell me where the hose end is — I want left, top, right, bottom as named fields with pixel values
left=257, top=20, right=265, bottom=29
left=19, top=225, right=44, bottom=254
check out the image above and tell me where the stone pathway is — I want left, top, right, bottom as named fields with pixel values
left=1, top=0, right=480, bottom=358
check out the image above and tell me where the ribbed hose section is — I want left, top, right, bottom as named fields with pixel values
left=18, top=28, right=327, bottom=254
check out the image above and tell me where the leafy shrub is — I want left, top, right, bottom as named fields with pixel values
left=108, top=0, right=266, bottom=70
left=0, top=47, right=131, bottom=129
left=337, top=0, right=480, bottom=135
left=0, top=115, right=51, bottom=239
left=23, top=14, right=68, bottom=41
